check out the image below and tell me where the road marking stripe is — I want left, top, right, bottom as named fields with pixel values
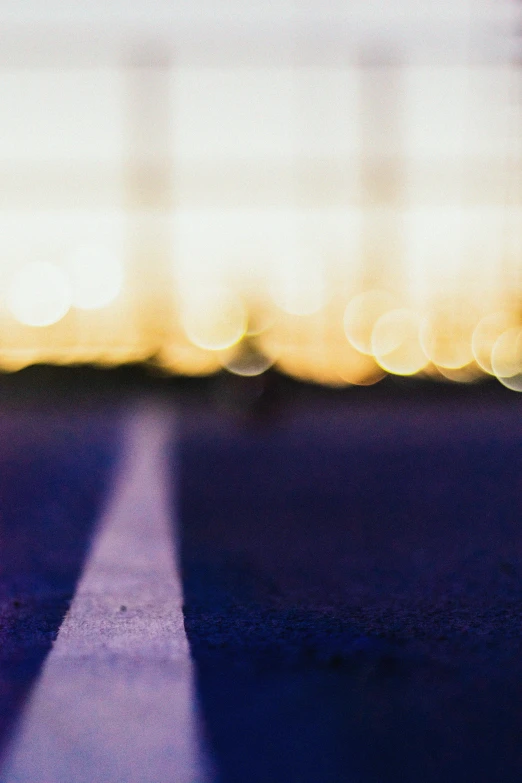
left=1, top=404, right=212, bottom=783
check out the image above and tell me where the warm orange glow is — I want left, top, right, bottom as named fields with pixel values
left=344, top=291, right=398, bottom=356
left=158, top=339, right=227, bottom=377
left=472, top=312, right=517, bottom=375
left=491, top=328, right=522, bottom=390
left=180, top=287, right=248, bottom=352
left=372, top=309, right=428, bottom=376
left=419, top=317, right=476, bottom=371
left=0, top=2, right=520, bottom=389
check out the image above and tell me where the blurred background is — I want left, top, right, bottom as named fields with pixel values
left=3, top=5, right=522, bottom=782
left=2, top=0, right=522, bottom=390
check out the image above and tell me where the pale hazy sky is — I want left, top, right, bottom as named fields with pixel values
left=0, top=0, right=519, bottom=65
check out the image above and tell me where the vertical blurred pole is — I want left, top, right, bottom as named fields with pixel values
left=359, top=51, right=402, bottom=295
left=125, top=49, right=173, bottom=358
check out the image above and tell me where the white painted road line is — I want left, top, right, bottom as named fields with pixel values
left=0, top=404, right=213, bottom=783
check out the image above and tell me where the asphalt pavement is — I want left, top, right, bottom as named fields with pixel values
left=0, top=380, right=521, bottom=782
left=180, top=393, right=522, bottom=783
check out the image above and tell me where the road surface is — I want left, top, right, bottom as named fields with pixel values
left=0, top=388, right=521, bottom=781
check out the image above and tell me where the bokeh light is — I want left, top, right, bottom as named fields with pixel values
left=7, top=262, right=71, bottom=327
left=221, top=344, right=274, bottom=378
left=276, top=349, right=352, bottom=387
left=0, top=2, right=519, bottom=389
left=344, top=291, right=398, bottom=356
left=435, top=364, right=484, bottom=383
left=158, top=340, right=226, bottom=376
left=65, top=245, right=124, bottom=310
left=419, top=316, right=475, bottom=370
left=335, top=345, right=386, bottom=387
left=491, top=327, right=522, bottom=391
left=181, top=287, right=248, bottom=352
left=372, top=308, right=427, bottom=376
left=472, top=312, right=517, bottom=375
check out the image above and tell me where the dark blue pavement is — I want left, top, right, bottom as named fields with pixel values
left=0, top=383, right=522, bottom=782
left=180, top=395, right=522, bottom=783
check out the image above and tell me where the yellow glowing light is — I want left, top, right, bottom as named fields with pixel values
left=274, top=350, right=384, bottom=387
left=245, top=303, right=279, bottom=337
left=276, top=349, right=351, bottom=387
left=277, top=346, right=386, bottom=388
left=419, top=317, right=475, bottom=370
left=181, top=287, right=247, bottom=351
left=435, top=364, right=484, bottom=383
left=158, top=339, right=228, bottom=376
left=335, top=345, right=387, bottom=386
left=491, top=327, right=522, bottom=391
left=7, top=262, right=71, bottom=327
left=372, top=308, right=428, bottom=376
left=344, top=290, right=398, bottom=356
left=66, top=245, right=124, bottom=310
left=259, top=307, right=386, bottom=387
left=0, top=349, right=39, bottom=372
left=221, top=347, right=273, bottom=378
left=472, top=311, right=517, bottom=375
left=0, top=16, right=518, bottom=388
